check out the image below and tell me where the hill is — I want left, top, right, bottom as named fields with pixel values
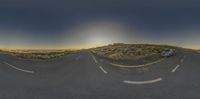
left=0, top=50, right=79, bottom=60
left=91, top=43, right=180, bottom=61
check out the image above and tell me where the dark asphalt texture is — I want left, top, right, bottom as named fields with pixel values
left=0, top=51, right=199, bottom=99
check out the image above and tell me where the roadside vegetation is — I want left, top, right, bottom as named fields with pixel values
left=0, top=50, right=80, bottom=60
left=0, top=43, right=181, bottom=61
left=91, top=43, right=179, bottom=61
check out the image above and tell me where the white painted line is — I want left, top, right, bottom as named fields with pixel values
left=110, top=58, right=164, bottom=68
left=171, top=65, right=180, bottom=73
left=99, top=66, right=108, bottom=74
left=123, top=78, right=162, bottom=85
left=91, top=54, right=98, bottom=63
left=3, top=62, right=34, bottom=73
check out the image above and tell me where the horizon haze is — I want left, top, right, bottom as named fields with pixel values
left=0, top=0, right=200, bottom=49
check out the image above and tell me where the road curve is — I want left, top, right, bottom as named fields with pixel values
left=3, top=61, right=34, bottom=73
left=0, top=50, right=199, bottom=99
left=123, top=77, right=162, bottom=84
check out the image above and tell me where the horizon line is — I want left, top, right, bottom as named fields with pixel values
left=0, top=43, right=198, bottom=50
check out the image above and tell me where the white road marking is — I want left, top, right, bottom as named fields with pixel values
left=110, top=58, right=164, bottom=68
left=3, top=62, right=34, bottom=73
left=99, top=66, right=108, bottom=74
left=91, top=54, right=98, bottom=63
left=171, top=64, right=180, bottom=73
left=123, top=78, right=162, bottom=85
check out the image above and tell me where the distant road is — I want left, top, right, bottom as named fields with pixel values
left=0, top=50, right=199, bottom=99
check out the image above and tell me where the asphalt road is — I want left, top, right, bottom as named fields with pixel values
left=0, top=50, right=199, bottom=99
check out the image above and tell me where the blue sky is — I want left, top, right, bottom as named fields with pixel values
left=0, top=0, right=200, bottom=49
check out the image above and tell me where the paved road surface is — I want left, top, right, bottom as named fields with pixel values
left=0, top=50, right=199, bottom=99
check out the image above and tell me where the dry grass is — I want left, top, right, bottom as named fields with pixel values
left=91, top=43, right=179, bottom=60
left=0, top=50, right=78, bottom=60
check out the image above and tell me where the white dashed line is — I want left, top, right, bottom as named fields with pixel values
left=3, top=62, right=34, bottom=74
left=171, top=64, right=180, bottom=73
left=91, top=54, right=98, bottom=63
left=110, top=58, right=165, bottom=68
left=99, top=66, right=108, bottom=74
left=123, top=78, right=162, bottom=85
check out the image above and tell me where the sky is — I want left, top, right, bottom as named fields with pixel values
left=0, top=0, right=200, bottom=49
